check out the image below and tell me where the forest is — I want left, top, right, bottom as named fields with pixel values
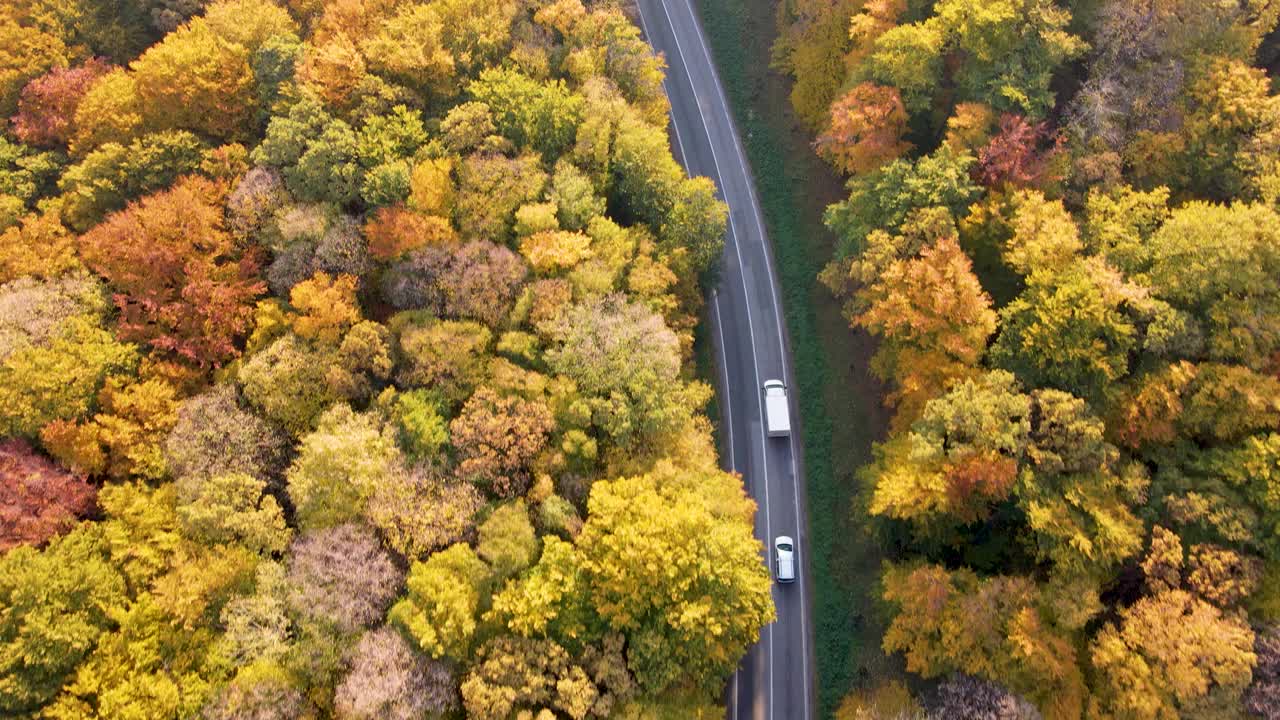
left=0, top=0, right=772, bottom=718
left=769, top=0, right=1280, bottom=717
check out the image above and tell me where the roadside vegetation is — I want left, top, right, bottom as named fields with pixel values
left=770, top=0, right=1280, bottom=717
left=0, top=0, right=776, bottom=717
left=694, top=0, right=899, bottom=714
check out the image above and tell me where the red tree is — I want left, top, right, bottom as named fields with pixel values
left=79, top=176, right=266, bottom=367
left=0, top=439, right=97, bottom=551
left=11, top=59, right=112, bottom=147
left=976, top=114, right=1063, bottom=188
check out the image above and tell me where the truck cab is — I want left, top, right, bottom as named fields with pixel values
left=762, top=379, right=790, bottom=437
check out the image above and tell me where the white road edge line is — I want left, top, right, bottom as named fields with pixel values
left=710, top=291, right=737, bottom=470
left=635, top=1, right=777, bottom=718
left=669, top=0, right=812, bottom=717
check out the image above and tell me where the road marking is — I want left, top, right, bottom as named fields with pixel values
left=635, top=2, right=781, bottom=718
left=667, top=0, right=812, bottom=717
left=710, top=291, right=736, bottom=469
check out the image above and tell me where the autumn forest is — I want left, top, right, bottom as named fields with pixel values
left=771, top=0, right=1280, bottom=717
left=6, top=0, right=1280, bottom=717
left=0, top=0, right=766, bottom=718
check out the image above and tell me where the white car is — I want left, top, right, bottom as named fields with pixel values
left=774, top=536, right=796, bottom=583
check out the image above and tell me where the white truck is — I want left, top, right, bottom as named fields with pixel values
left=762, top=379, right=791, bottom=437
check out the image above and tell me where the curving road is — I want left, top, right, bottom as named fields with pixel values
left=633, top=1, right=816, bottom=718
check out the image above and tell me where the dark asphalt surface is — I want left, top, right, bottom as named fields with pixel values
left=633, top=1, right=817, bottom=718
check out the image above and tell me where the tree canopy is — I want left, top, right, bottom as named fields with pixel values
left=781, top=0, right=1280, bottom=713
left=0, top=0, right=761, bottom=715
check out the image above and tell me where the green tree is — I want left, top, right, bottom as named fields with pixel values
left=390, top=388, right=449, bottom=460
left=1178, top=58, right=1280, bottom=201
left=0, top=316, right=137, bottom=437
left=394, top=318, right=493, bottom=405
left=1146, top=201, right=1280, bottom=369
left=390, top=543, right=492, bottom=660
left=932, top=0, right=1085, bottom=118
left=488, top=535, right=591, bottom=646
left=659, top=176, right=726, bottom=275
left=252, top=98, right=363, bottom=205
left=0, top=526, right=127, bottom=716
left=1018, top=390, right=1145, bottom=574
left=824, top=146, right=980, bottom=257
left=1082, top=185, right=1171, bottom=276
left=0, top=136, right=62, bottom=226
left=237, top=333, right=339, bottom=434
left=862, top=20, right=946, bottom=115
left=285, top=404, right=402, bottom=529
left=477, top=500, right=539, bottom=580
left=56, top=130, right=207, bottom=231
left=454, top=152, right=547, bottom=243
left=468, top=68, right=584, bottom=160
left=545, top=295, right=708, bottom=450
left=871, top=370, right=1031, bottom=524
left=990, top=260, right=1138, bottom=403
left=177, top=472, right=291, bottom=554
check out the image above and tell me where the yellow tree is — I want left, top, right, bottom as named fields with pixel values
left=390, top=543, right=492, bottom=660
left=574, top=467, right=773, bottom=693
left=130, top=18, right=256, bottom=142
left=288, top=272, right=360, bottom=345
left=856, top=234, right=996, bottom=429
left=1089, top=590, right=1256, bottom=719
left=881, top=564, right=1086, bottom=720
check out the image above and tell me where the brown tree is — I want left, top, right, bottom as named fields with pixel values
left=334, top=627, right=458, bottom=720
left=1246, top=625, right=1280, bottom=720
left=450, top=388, right=554, bottom=497
left=287, top=524, right=403, bottom=634
left=975, top=114, right=1063, bottom=189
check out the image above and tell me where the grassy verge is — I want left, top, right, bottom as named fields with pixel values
left=690, top=0, right=901, bottom=714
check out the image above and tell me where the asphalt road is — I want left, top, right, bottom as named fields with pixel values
left=633, top=1, right=816, bottom=718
